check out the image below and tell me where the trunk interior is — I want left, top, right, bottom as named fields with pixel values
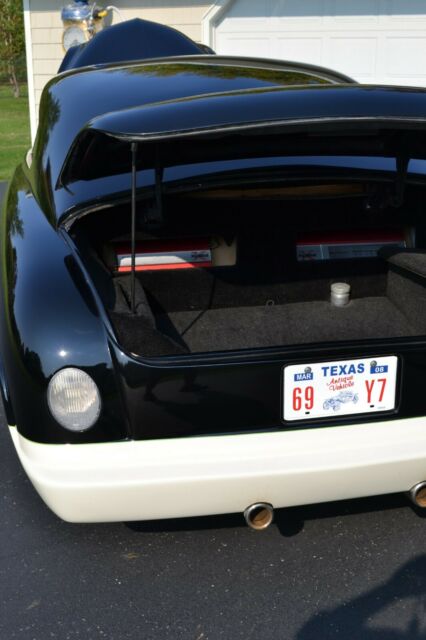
left=70, top=182, right=426, bottom=357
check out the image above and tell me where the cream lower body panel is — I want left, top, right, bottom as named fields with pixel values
left=9, top=417, right=426, bottom=523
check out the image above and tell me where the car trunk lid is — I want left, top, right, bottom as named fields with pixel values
left=58, top=84, right=426, bottom=189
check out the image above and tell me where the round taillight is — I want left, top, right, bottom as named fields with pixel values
left=48, top=368, right=101, bottom=432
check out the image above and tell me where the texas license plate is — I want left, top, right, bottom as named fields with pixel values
left=283, top=356, right=398, bottom=422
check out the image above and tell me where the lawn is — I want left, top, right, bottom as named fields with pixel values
left=0, top=85, right=31, bottom=181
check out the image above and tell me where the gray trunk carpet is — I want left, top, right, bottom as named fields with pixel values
left=160, top=297, right=419, bottom=353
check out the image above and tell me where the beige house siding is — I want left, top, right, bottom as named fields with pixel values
left=26, top=0, right=214, bottom=134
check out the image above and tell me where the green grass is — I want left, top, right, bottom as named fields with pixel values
left=0, top=84, right=31, bottom=181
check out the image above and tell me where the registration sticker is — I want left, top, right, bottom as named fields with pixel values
left=283, top=356, right=398, bottom=422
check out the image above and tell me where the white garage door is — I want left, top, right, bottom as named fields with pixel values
left=214, top=0, right=426, bottom=86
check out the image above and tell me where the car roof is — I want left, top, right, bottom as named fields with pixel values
left=58, top=18, right=207, bottom=72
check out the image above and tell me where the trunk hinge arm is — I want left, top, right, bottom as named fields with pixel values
left=144, top=147, right=164, bottom=227
left=391, top=156, right=409, bottom=207
left=131, top=142, right=137, bottom=314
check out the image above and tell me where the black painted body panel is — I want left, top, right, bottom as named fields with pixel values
left=4, top=51, right=426, bottom=444
left=58, top=18, right=206, bottom=73
left=32, top=56, right=353, bottom=220
left=0, top=169, right=128, bottom=443
left=4, top=164, right=426, bottom=443
left=112, top=341, right=426, bottom=441
left=59, top=85, right=426, bottom=190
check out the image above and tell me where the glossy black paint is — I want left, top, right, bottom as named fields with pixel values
left=60, top=84, right=426, bottom=188
left=87, top=85, right=426, bottom=144
left=30, top=56, right=351, bottom=219
left=4, top=53, right=426, bottom=445
left=112, top=341, right=426, bottom=441
left=58, top=18, right=206, bottom=73
left=0, top=168, right=128, bottom=443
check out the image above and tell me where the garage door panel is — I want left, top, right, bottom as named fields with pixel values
left=217, top=20, right=269, bottom=33
left=272, top=37, right=323, bottom=64
left=385, top=36, right=426, bottom=76
left=215, top=35, right=272, bottom=58
left=215, top=0, right=426, bottom=87
left=270, top=0, right=325, bottom=22
left=327, top=37, right=378, bottom=78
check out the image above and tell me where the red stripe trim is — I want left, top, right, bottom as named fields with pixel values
left=114, top=238, right=210, bottom=256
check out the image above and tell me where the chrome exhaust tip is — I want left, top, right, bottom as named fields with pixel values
left=408, top=481, right=426, bottom=508
left=244, top=503, right=274, bottom=531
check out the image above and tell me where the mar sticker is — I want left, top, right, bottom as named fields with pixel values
left=294, top=367, right=314, bottom=382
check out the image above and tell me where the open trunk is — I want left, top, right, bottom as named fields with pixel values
left=70, top=181, right=426, bottom=357
left=63, top=85, right=426, bottom=358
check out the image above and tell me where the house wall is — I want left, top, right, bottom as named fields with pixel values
left=25, top=0, right=214, bottom=137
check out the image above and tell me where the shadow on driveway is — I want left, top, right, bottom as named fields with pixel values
left=125, top=493, right=417, bottom=537
left=298, top=555, right=426, bottom=639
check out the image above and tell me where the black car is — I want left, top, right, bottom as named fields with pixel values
left=3, top=18, right=426, bottom=528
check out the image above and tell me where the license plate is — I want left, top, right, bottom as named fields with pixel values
left=283, top=356, right=398, bottom=422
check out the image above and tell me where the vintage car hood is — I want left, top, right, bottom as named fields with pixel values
left=58, top=84, right=426, bottom=190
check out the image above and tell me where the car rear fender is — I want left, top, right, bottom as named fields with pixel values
left=0, top=167, right=130, bottom=444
